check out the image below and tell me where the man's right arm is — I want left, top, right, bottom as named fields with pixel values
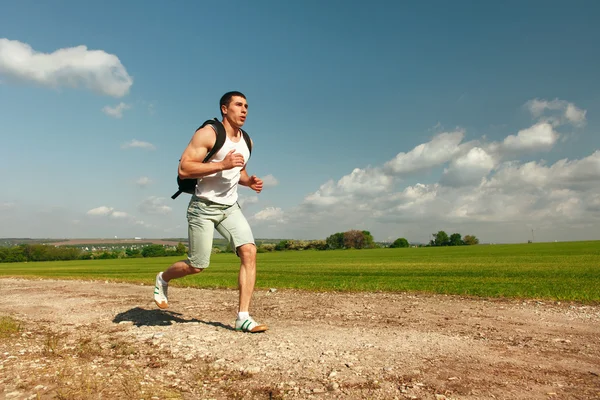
left=178, top=126, right=245, bottom=179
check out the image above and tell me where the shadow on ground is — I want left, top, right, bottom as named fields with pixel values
left=113, top=307, right=234, bottom=331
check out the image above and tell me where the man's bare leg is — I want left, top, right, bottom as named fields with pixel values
left=162, top=260, right=203, bottom=282
left=235, top=244, right=268, bottom=332
left=237, top=244, right=257, bottom=313
left=154, top=260, right=203, bottom=309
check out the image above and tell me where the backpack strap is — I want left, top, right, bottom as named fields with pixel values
left=199, top=118, right=227, bottom=162
left=241, top=128, right=252, bottom=159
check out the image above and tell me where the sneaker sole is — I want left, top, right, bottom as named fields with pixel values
left=237, top=324, right=269, bottom=333
left=154, top=300, right=168, bottom=309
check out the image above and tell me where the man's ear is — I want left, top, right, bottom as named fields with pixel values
left=221, top=104, right=228, bottom=115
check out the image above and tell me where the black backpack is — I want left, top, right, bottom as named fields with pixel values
left=171, top=118, right=252, bottom=199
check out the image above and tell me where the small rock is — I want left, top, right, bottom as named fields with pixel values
left=246, top=366, right=261, bottom=374
left=553, top=338, right=571, bottom=344
left=118, top=321, right=133, bottom=325
left=435, top=395, right=448, bottom=400
left=328, top=370, right=337, bottom=378
left=5, top=392, right=21, bottom=399
left=269, top=288, right=277, bottom=293
left=327, top=382, right=340, bottom=392
left=313, top=387, right=326, bottom=394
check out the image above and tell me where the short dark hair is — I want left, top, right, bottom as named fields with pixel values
left=220, top=91, right=246, bottom=116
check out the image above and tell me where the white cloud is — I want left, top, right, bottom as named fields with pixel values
left=86, top=206, right=114, bottom=216
left=485, top=151, right=600, bottom=191
left=102, top=102, right=131, bottom=118
left=238, top=195, right=258, bottom=208
left=501, top=122, right=558, bottom=152
left=0, top=38, right=132, bottom=97
left=441, top=147, right=496, bottom=187
left=110, top=211, right=129, bottom=219
left=383, top=131, right=464, bottom=175
left=261, top=174, right=279, bottom=187
left=524, top=98, right=587, bottom=127
left=303, top=180, right=340, bottom=207
left=564, top=103, right=587, bottom=126
left=338, top=167, right=393, bottom=195
left=86, top=206, right=130, bottom=219
left=253, top=207, right=285, bottom=223
left=0, top=202, right=16, bottom=211
left=392, top=183, right=439, bottom=214
left=121, top=139, right=156, bottom=150
left=304, top=167, right=393, bottom=208
left=138, top=196, right=172, bottom=215
left=136, top=176, right=152, bottom=187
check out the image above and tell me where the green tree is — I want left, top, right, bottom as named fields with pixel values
left=326, top=232, right=345, bottom=250
left=431, top=231, right=449, bottom=246
left=275, top=240, right=288, bottom=251
left=449, top=233, right=463, bottom=246
left=126, top=248, right=142, bottom=258
left=175, top=242, right=187, bottom=255
left=141, top=244, right=167, bottom=258
left=463, top=235, right=479, bottom=245
left=390, top=238, right=409, bottom=248
left=362, top=231, right=376, bottom=248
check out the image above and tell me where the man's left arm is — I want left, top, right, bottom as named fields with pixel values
left=239, top=168, right=263, bottom=194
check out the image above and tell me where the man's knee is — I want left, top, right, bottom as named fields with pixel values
left=184, top=259, right=206, bottom=273
left=237, top=243, right=256, bottom=261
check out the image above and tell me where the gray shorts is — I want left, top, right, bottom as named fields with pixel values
left=186, top=196, right=255, bottom=269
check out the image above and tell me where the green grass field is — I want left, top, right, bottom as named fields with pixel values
left=1, top=241, right=599, bottom=302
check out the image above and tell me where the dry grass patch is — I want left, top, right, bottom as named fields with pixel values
left=0, top=315, right=21, bottom=338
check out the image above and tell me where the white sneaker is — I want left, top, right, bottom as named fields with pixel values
left=235, top=316, right=268, bottom=333
left=154, top=273, right=168, bottom=309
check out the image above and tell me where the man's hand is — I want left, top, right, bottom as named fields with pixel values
left=222, top=149, right=245, bottom=170
left=248, top=175, right=263, bottom=193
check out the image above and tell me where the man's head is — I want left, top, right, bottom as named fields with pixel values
left=220, top=91, right=248, bottom=127
left=220, top=91, right=247, bottom=116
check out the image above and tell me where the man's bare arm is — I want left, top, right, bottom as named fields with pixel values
left=239, top=167, right=263, bottom=193
left=178, top=126, right=245, bottom=179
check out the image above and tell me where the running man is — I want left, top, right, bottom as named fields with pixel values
left=154, top=91, right=267, bottom=333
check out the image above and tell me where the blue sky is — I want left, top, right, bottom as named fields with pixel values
left=1, top=0, right=599, bottom=243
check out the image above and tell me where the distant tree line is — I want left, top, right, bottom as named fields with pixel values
left=0, top=230, right=481, bottom=262
left=252, top=230, right=377, bottom=252
left=427, top=231, right=479, bottom=246
left=0, top=243, right=187, bottom=263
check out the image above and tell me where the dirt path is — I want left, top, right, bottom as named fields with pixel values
left=1, top=278, right=599, bottom=400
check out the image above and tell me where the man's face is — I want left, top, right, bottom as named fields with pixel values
left=222, top=96, right=248, bottom=127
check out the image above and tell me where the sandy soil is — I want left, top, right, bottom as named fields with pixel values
left=1, top=278, right=599, bottom=400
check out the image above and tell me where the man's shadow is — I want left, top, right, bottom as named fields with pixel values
left=113, top=307, right=235, bottom=331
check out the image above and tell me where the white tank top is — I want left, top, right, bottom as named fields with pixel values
left=194, top=127, right=250, bottom=205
